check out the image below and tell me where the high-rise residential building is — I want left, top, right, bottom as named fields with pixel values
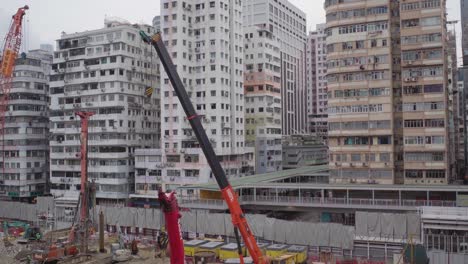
left=244, top=0, right=307, bottom=135
left=457, top=70, right=466, bottom=175
left=447, top=30, right=460, bottom=179
left=157, top=0, right=254, bottom=187
left=306, top=24, right=328, bottom=141
left=49, top=18, right=160, bottom=204
left=325, top=0, right=451, bottom=184
left=400, top=0, right=450, bottom=184
left=462, top=0, right=468, bottom=65
left=244, top=25, right=282, bottom=173
left=0, top=49, right=52, bottom=201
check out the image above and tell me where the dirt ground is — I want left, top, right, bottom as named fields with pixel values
left=0, top=236, right=170, bottom=264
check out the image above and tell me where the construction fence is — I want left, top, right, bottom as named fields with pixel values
left=0, top=200, right=424, bottom=252
left=0, top=197, right=54, bottom=223
left=96, top=205, right=356, bottom=250
left=355, top=211, right=421, bottom=240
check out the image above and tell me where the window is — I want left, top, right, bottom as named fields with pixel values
left=421, top=16, right=441, bottom=27
left=404, top=120, right=424, bottom=128
left=405, top=170, right=423, bottom=178
left=343, top=137, right=369, bottom=145
left=424, top=84, right=443, bottom=93
left=351, top=154, right=361, bottom=162
left=377, top=136, right=391, bottom=145
left=426, top=170, right=445, bottom=178
left=425, top=119, right=444, bottom=127
left=379, top=153, right=390, bottom=162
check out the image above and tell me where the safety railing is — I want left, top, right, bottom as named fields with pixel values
left=178, top=195, right=456, bottom=209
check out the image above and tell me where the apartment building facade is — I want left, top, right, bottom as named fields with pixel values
left=462, top=0, right=468, bottom=65
left=49, top=18, right=160, bottom=203
left=244, top=26, right=282, bottom=173
left=157, top=0, right=254, bottom=187
left=400, top=0, right=450, bottom=184
left=244, top=0, right=307, bottom=135
left=306, top=24, right=328, bottom=141
left=326, top=0, right=400, bottom=184
left=325, top=0, right=450, bottom=184
left=0, top=49, right=52, bottom=200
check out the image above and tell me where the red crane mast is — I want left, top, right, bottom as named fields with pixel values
left=75, top=111, right=94, bottom=253
left=0, top=5, right=28, bottom=180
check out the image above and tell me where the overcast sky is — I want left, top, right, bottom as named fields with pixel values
left=0, top=0, right=462, bottom=62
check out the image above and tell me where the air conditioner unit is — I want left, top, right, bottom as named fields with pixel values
left=384, top=162, right=389, bottom=166
left=363, top=162, right=368, bottom=167
left=350, top=178, right=357, bottom=183
left=407, top=60, right=413, bottom=65
left=101, top=88, right=105, bottom=92
left=411, top=77, right=418, bottom=82
left=180, top=149, right=186, bottom=153
left=170, top=177, right=175, bottom=182
left=350, top=163, right=355, bottom=167
left=404, top=78, right=411, bottom=82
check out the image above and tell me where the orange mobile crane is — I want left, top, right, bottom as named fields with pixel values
left=0, top=5, right=28, bottom=188
left=140, top=31, right=267, bottom=264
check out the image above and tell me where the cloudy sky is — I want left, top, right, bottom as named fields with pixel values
left=0, top=0, right=463, bottom=62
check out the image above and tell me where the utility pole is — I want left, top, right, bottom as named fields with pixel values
left=76, top=111, right=94, bottom=253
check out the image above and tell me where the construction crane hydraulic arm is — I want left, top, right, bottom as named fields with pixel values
left=140, top=31, right=267, bottom=264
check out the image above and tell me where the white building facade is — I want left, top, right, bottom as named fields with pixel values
left=244, top=26, right=282, bottom=173
left=157, top=0, right=254, bottom=187
left=0, top=49, right=52, bottom=201
left=49, top=19, right=160, bottom=204
left=306, top=24, right=328, bottom=141
left=243, top=0, right=307, bottom=135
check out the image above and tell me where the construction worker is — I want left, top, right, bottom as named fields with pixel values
left=131, top=239, right=139, bottom=255
left=155, top=229, right=168, bottom=259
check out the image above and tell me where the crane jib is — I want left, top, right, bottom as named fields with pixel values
left=140, top=31, right=267, bottom=264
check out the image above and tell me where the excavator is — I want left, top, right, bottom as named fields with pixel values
left=140, top=32, right=268, bottom=264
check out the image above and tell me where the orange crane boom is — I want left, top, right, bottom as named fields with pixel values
left=0, top=5, right=28, bottom=184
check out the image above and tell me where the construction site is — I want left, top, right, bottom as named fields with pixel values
left=1, top=2, right=468, bottom=264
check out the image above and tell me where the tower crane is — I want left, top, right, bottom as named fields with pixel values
left=0, top=5, right=28, bottom=184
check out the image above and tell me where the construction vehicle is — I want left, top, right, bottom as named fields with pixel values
left=17, top=226, right=42, bottom=244
left=1, top=221, right=42, bottom=243
left=140, top=31, right=267, bottom=264
left=0, top=5, right=28, bottom=192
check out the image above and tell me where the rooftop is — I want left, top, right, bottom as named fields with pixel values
left=178, top=164, right=468, bottom=193
left=178, top=165, right=329, bottom=191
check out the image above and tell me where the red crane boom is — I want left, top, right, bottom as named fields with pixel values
left=0, top=5, right=28, bottom=178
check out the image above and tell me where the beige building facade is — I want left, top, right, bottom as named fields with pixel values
left=325, top=0, right=450, bottom=184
